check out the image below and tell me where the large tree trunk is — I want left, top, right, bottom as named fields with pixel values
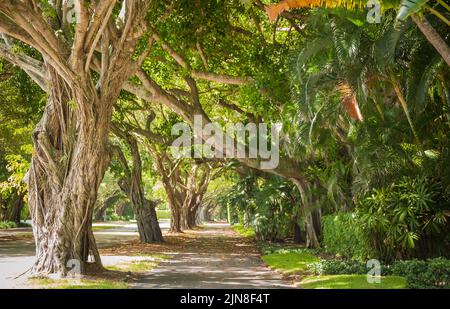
left=8, top=192, right=24, bottom=225
left=293, top=220, right=304, bottom=244
left=119, top=179, right=163, bottom=243
left=182, top=200, right=201, bottom=230
left=181, top=191, right=202, bottom=230
left=94, top=194, right=120, bottom=221
left=94, top=202, right=109, bottom=222
left=114, top=131, right=163, bottom=243
left=291, top=178, right=321, bottom=248
left=180, top=164, right=210, bottom=230
left=1, top=190, right=25, bottom=224
left=27, top=71, right=111, bottom=275
left=115, top=201, right=127, bottom=217
left=159, top=180, right=183, bottom=233
left=135, top=200, right=163, bottom=243
left=169, top=199, right=182, bottom=233
left=149, top=148, right=184, bottom=233
left=411, top=14, right=450, bottom=67
left=0, top=0, right=152, bottom=277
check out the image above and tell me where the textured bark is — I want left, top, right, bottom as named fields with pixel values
left=0, top=0, right=152, bottom=276
left=411, top=14, right=450, bottom=67
left=196, top=202, right=214, bottom=224
left=180, top=165, right=209, bottom=230
left=9, top=192, right=24, bottom=225
left=181, top=195, right=202, bottom=230
left=0, top=190, right=25, bottom=224
left=291, top=178, right=321, bottom=248
left=293, top=221, right=304, bottom=244
left=27, top=68, right=112, bottom=275
left=115, top=202, right=127, bottom=217
left=94, top=194, right=120, bottom=221
left=113, top=129, right=163, bottom=243
left=135, top=200, right=163, bottom=243
left=169, top=197, right=183, bottom=233
left=94, top=203, right=109, bottom=222
left=144, top=144, right=184, bottom=233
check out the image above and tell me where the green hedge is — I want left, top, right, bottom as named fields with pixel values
left=307, top=258, right=450, bottom=289
left=389, top=258, right=450, bottom=289
left=308, top=259, right=392, bottom=276
left=308, top=259, right=367, bottom=275
left=322, top=213, right=372, bottom=260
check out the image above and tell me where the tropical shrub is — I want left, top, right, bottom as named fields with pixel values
left=308, top=259, right=367, bottom=275
left=0, top=221, right=17, bottom=229
left=218, top=173, right=297, bottom=242
left=357, top=176, right=450, bottom=262
left=253, top=210, right=292, bottom=242
left=389, top=258, right=450, bottom=289
left=322, top=213, right=372, bottom=260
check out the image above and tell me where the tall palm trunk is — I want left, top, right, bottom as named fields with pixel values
left=411, top=14, right=450, bottom=67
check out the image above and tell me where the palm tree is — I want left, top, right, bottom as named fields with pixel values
left=265, top=0, right=450, bottom=66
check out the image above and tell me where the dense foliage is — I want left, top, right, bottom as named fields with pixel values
left=389, top=258, right=450, bottom=289
left=322, top=213, right=371, bottom=260
left=0, top=0, right=449, bottom=283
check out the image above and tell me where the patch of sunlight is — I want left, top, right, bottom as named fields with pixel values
left=232, top=224, right=256, bottom=238
left=28, top=277, right=128, bottom=289
left=299, top=274, right=407, bottom=289
left=92, top=226, right=116, bottom=231
left=106, top=255, right=168, bottom=273
left=262, top=251, right=320, bottom=274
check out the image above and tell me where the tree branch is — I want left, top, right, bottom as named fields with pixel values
left=191, top=71, right=251, bottom=85
left=153, top=30, right=251, bottom=86
left=84, top=0, right=117, bottom=73
left=135, top=69, right=194, bottom=122
left=217, top=98, right=258, bottom=123
left=0, top=40, right=47, bottom=91
left=72, top=0, right=89, bottom=69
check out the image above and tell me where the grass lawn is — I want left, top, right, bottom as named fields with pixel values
left=28, top=277, right=129, bottom=289
left=92, top=225, right=116, bottom=231
left=106, top=255, right=168, bottom=273
left=260, top=247, right=407, bottom=289
left=232, top=224, right=256, bottom=238
left=299, top=274, right=407, bottom=289
left=262, top=250, right=320, bottom=274
left=28, top=254, right=169, bottom=289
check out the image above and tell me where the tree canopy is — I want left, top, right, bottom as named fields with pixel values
left=0, top=0, right=449, bottom=277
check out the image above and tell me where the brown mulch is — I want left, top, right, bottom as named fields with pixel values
left=100, top=226, right=259, bottom=257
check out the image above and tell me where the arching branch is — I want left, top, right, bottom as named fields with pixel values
left=0, top=40, right=47, bottom=91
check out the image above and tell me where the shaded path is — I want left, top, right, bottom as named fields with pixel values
left=1, top=222, right=294, bottom=289
left=0, top=221, right=169, bottom=288
left=132, top=223, right=294, bottom=289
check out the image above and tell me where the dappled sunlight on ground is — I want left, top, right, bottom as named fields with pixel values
left=0, top=222, right=294, bottom=289
left=101, top=223, right=295, bottom=289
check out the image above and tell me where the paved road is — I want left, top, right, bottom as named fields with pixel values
left=134, top=223, right=294, bottom=289
left=1, top=222, right=294, bottom=289
left=0, top=221, right=169, bottom=288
